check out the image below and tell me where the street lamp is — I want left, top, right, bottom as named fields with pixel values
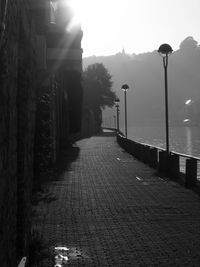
left=121, top=84, right=129, bottom=138
left=158, top=44, right=173, bottom=154
left=114, top=98, right=120, bottom=132
left=113, top=115, right=116, bottom=129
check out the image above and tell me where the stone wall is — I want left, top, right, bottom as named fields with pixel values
left=0, top=0, right=19, bottom=265
left=17, top=0, right=37, bottom=261
left=0, top=0, right=37, bottom=265
left=0, top=0, right=83, bottom=265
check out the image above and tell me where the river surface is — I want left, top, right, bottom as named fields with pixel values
left=127, top=125, right=200, bottom=158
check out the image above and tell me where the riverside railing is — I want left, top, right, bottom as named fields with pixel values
left=117, top=132, right=200, bottom=188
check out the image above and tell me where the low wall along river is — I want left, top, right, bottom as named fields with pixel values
left=116, top=131, right=200, bottom=188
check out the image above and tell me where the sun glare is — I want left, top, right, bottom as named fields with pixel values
left=66, top=0, right=128, bottom=55
left=68, top=0, right=123, bottom=27
left=67, top=0, right=85, bottom=23
left=64, top=0, right=87, bottom=32
left=64, top=0, right=200, bottom=56
left=65, top=0, right=160, bottom=55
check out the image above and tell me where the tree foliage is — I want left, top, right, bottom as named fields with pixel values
left=83, top=63, right=116, bottom=110
left=179, top=36, right=198, bottom=51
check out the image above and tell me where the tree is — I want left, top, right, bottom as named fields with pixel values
left=83, top=63, right=116, bottom=132
left=179, top=36, right=198, bottom=51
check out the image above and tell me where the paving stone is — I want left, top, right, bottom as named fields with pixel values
left=33, top=134, right=200, bottom=266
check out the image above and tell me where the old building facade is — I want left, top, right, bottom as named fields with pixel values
left=0, top=0, right=83, bottom=265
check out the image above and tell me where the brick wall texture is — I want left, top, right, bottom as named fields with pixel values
left=0, top=0, right=37, bottom=265
left=0, top=0, right=83, bottom=265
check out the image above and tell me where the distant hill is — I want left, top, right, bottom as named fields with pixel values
left=83, top=37, right=200, bottom=127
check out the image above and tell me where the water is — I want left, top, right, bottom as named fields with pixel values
left=128, top=125, right=200, bottom=158
left=128, top=125, right=200, bottom=178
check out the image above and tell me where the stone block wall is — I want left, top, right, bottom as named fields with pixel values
left=0, top=0, right=37, bottom=265
left=0, top=0, right=19, bottom=265
left=0, top=0, right=83, bottom=265
left=17, top=0, right=38, bottom=261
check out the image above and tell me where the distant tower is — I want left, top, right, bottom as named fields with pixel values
left=122, top=48, right=125, bottom=54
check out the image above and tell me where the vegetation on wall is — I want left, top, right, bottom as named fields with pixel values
left=34, top=81, right=55, bottom=182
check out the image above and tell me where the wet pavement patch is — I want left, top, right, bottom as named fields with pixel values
left=54, top=246, right=89, bottom=266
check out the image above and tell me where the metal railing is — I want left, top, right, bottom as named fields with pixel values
left=117, top=132, right=200, bottom=187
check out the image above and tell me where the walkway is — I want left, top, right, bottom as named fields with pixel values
left=33, top=132, right=200, bottom=266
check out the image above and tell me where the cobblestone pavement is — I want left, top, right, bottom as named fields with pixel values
left=33, top=134, right=200, bottom=266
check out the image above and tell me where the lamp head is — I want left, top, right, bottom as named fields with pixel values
left=121, top=84, right=129, bottom=91
left=115, top=98, right=120, bottom=104
left=158, top=44, right=173, bottom=57
left=114, top=98, right=120, bottom=107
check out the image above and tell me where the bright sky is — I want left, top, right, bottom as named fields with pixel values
left=70, top=0, right=200, bottom=57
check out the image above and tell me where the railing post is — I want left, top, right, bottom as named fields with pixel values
left=149, top=147, right=158, bottom=168
left=158, top=150, right=169, bottom=173
left=143, top=146, right=150, bottom=164
left=135, top=143, right=141, bottom=160
left=185, top=158, right=197, bottom=187
left=117, top=135, right=200, bottom=187
left=142, top=145, right=147, bottom=163
left=169, top=153, right=180, bottom=179
left=139, top=144, right=143, bottom=162
left=130, top=140, right=136, bottom=157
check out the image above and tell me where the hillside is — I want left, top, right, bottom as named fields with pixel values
left=83, top=37, right=200, bottom=127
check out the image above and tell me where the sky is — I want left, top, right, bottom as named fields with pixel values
left=69, top=0, right=200, bottom=57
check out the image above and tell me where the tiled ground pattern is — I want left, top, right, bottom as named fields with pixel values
left=34, top=135, right=200, bottom=266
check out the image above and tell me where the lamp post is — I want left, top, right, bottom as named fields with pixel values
left=115, top=98, right=120, bottom=132
left=113, top=115, right=116, bottom=129
left=121, top=84, right=129, bottom=138
left=158, top=44, right=173, bottom=154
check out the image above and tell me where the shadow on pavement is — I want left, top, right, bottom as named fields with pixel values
left=32, top=146, right=80, bottom=206
left=31, top=146, right=81, bottom=266
left=56, top=146, right=80, bottom=175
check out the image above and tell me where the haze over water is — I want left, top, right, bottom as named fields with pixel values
left=128, top=125, right=200, bottom=158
